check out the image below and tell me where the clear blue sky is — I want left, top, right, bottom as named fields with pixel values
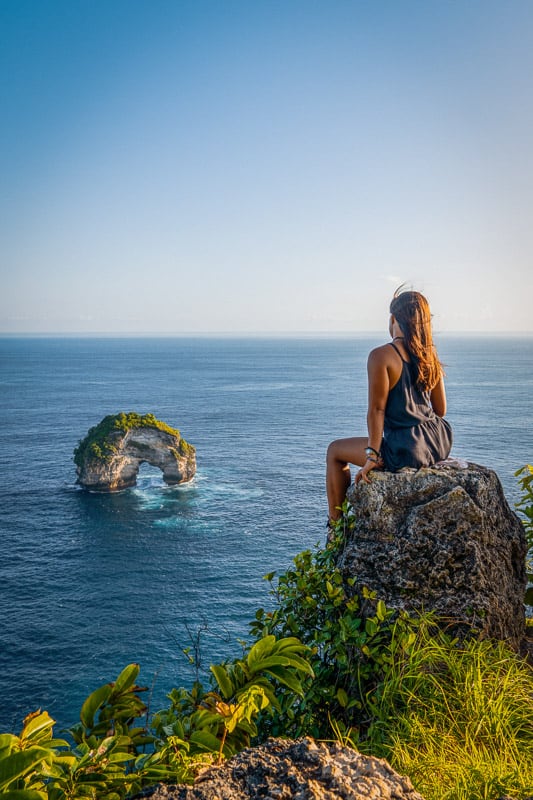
left=2, top=0, right=532, bottom=333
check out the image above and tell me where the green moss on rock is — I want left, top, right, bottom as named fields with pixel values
left=74, top=412, right=185, bottom=468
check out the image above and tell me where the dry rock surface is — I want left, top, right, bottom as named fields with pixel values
left=76, top=426, right=196, bottom=491
left=141, top=737, right=425, bottom=800
left=342, top=462, right=527, bottom=650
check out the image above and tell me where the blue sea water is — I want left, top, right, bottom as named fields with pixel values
left=0, top=335, right=531, bottom=733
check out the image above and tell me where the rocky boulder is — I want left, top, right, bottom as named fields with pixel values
left=341, top=462, right=527, bottom=650
left=141, top=737, right=425, bottom=800
left=75, top=412, right=196, bottom=492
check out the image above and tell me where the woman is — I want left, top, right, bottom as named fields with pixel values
left=326, top=289, right=452, bottom=523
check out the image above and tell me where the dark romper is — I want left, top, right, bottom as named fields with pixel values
left=380, top=342, right=453, bottom=472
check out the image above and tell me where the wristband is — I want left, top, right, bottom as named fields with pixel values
left=365, top=446, right=380, bottom=459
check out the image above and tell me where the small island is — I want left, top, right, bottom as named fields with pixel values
left=74, top=412, right=196, bottom=491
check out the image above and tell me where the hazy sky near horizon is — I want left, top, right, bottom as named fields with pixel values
left=2, top=0, right=533, bottom=334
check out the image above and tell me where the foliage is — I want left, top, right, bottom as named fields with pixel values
left=0, top=709, right=66, bottom=799
left=516, top=464, right=533, bottom=546
left=249, top=498, right=533, bottom=799
left=3, top=472, right=533, bottom=799
left=152, top=635, right=312, bottom=763
left=0, top=639, right=312, bottom=798
left=249, top=505, right=404, bottom=743
left=515, top=465, right=533, bottom=605
left=73, top=412, right=192, bottom=468
left=0, top=664, right=164, bottom=799
left=362, top=617, right=533, bottom=800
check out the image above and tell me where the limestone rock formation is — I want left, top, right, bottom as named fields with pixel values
left=75, top=412, right=196, bottom=492
left=341, top=462, right=527, bottom=650
left=141, top=737, right=425, bottom=800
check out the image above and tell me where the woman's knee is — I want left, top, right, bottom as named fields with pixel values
left=327, top=436, right=367, bottom=468
left=326, top=439, right=343, bottom=465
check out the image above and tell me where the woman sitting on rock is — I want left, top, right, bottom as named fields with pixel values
left=326, top=288, right=452, bottom=523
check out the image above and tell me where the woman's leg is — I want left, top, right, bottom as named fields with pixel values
left=326, top=436, right=368, bottom=521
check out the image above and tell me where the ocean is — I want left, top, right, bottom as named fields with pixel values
left=0, top=335, right=531, bottom=733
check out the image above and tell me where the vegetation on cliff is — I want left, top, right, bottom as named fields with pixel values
left=249, top=510, right=533, bottom=799
left=2, top=468, right=532, bottom=799
left=0, top=640, right=313, bottom=799
left=73, top=412, right=193, bottom=468
left=516, top=464, right=533, bottom=605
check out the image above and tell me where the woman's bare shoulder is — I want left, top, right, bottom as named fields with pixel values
left=368, top=342, right=395, bottom=363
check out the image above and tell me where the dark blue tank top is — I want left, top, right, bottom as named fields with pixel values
left=380, top=342, right=452, bottom=471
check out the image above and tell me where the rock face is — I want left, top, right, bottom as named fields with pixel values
left=341, top=463, right=527, bottom=650
left=142, top=737, right=425, bottom=800
left=76, top=415, right=196, bottom=492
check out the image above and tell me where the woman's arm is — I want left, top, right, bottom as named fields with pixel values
left=356, top=348, right=390, bottom=484
left=367, top=347, right=389, bottom=451
left=430, top=376, right=447, bottom=417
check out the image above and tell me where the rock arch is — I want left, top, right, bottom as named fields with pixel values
left=75, top=414, right=196, bottom=492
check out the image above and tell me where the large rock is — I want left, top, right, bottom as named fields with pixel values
left=75, top=413, right=196, bottom=492
left=341, top=463, right=527, bottom=650
left=142, top=737, right=425, bottom=800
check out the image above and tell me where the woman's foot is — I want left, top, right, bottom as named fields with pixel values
left=326, top=518, right=339, bottom=544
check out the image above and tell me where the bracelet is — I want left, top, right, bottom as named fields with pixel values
left=366, top=456, right=379, bottom=464
left=365, top=446, right=380, bottom=459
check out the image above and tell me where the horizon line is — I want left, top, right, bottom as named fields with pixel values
left=1, top=330, right=532, bottom=339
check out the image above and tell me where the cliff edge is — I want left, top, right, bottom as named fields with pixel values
left=341, top=462, right=527, bottom=650
left=140, top=737, right=425, bottom=800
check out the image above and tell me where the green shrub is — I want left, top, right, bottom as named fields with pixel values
left=0, top=664, right=153, bottom=799
left=249, top=500, right=533, bottom=800
left=516, top=465, right=533, bottom=606
left=152, top=634, right=312, bottom=763
left=0, top=639, right=313, bottom=798
left=516, top=465, right=533, bottom=550
left=249, top=507, right=406, bottom=743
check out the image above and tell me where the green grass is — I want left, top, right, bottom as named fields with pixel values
left=361, top=619, right=533, bottom=800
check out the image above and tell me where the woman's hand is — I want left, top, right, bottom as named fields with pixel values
left=354, top=457, right=383, bottom=485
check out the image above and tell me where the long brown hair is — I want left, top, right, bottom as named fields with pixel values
left=390, top=289, right=443, bottom=391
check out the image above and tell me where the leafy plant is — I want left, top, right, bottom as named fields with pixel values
left=0, top=709, right=67, bottom=799
left=247, top=498, right=533, bottom=800
left=152, top=635, right=313, bottom=761
left=515, top=464, right=533, bottom=605
left=43, top=663, right=154, bottom=799
left=516, top=465, right=533, bottom=545
left=0, top=665, right=196, bottom=799
left=68, top=663, right=150, bottom=748
left=249, top=506, right=402, bottom=743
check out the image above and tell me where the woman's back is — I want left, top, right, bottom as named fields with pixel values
left=381, top=342, right=452, bottom=471
left=384, top=342, right=437, bottom=430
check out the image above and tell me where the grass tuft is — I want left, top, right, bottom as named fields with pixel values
left=362, top=619, right=533, bottom=800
